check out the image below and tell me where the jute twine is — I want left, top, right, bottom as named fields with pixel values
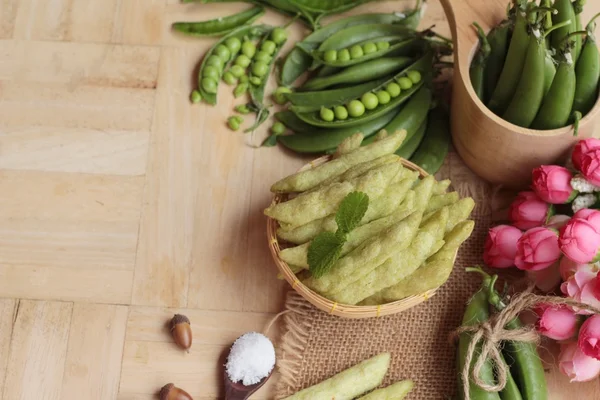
left=451, top=284, right=600, bottom=400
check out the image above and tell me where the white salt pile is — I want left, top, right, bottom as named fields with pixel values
left=226, top=332, right=276, bottom=386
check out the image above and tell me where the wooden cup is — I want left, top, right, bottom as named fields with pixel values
left=440, top=0, right=600, bottom=189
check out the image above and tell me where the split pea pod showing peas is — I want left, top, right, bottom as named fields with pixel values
left=198, top=25, right=270, bottom=105
left=280, top=12, right=420, bottom=87
left=248, top=27, right=288, bottom=109
left=573, top=13, right=600, bottom=117
left=410, top=107, right=450, bottom=176
left=172, top=7, right=265, bottom=37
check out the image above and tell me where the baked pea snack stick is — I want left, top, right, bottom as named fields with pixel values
left=333, top=132, right=363, bottom=158
left=356, top=379, right=414, bottom=400
left=282, top=352, right=391, bottom=400
left=433, top=179, right=451, bottom=195
left=270, top=131, right=406, bottom=193
left=424, top=197, right=475, bottom=232
left=425, top=192, right=459, bottom=213
left=265, top=162, right=401, bottom=226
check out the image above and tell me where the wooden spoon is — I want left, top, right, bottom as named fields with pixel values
left=223, top=366, right=273, bottom=400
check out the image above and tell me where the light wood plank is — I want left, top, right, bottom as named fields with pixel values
left=0, top=82, right=155, bottom=131
left=112, top=0, right=166, bottom=45
left=0, top=0, right=19, bottom=39
left=61, top=304, right=128, bottom=400
left=13, top=0, right=118, bottom=43
left=0, top=299, right=16, bottom=398
left=2, top=300, right=72, bottom=400
left=0, top=127, right=149, bottom=176
left=0, top=40, right=160, bottom=89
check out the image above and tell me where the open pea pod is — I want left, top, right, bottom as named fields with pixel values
left=172, top=6, right=265, bottom=37
left=198, top=24, right=271, bottom=105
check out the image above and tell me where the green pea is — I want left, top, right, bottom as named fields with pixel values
left=338, top=49, right=351, bottom=62
left=235, top=104, right=251, bottom=114
left=363, top=42, right=378, bottom=55
left=271, top=28, right=288, bottom=45
left=215, top=44, right=231, bottom=62
left=334, top=105, right=349, bottom=120
left=252, top=61, right=269, bottom=77
left=272, top=122, right=286, bottom=135
left=239, top=75, right=249, bottom=83
left=376, top=41, right=390, bottom=51
left=324, top=50, right=337, bottom=63
left=348, top=100, right=365, bottom=117
left=397, top=76, right=413, bottom=90
left=235, top=55, right=251, bottom=68
left=228, top=116, right=243, bottom=131
left=234, top=83, right=248, bottom=98
left=407, top=70, right=422, bottom=84
left=190, top=90, right=202, bottom=104
left=261, top=40, right=277, bottom=55
left=225, top=37, right=242, bottom=55
left=255, top=51, right=272, bottom=63
left=242, top=41, right=256, bottom=58
left=223, top=71, right=237, bottom=85
left=376, top=90, right=391, bottom=105
left=203, top=65, right=220, bottom=80
left=249, top=76, right=262, bottom=85
left=386, top=82, right=401, bottom=97
left=206, top=55, right=224, bottom=70
left=350, top=45, right=364, bottom=59
left=273, top=86, right=292, bottom=105
left=361, top=92, right=379, bottom=110
left=230, top=65, right=245, bottom=78
left=320, top=107, right=335, bottom=122
left=202, top=77, right=218, bottom=94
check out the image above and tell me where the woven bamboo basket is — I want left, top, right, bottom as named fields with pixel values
left=267, top=155, right=453, bottom=319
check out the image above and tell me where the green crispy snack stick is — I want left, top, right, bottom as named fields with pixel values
left=368, top=220, right=475, bottom=303
left=265, top=162, right=401, bottom=227
left=424, top=197, right=475, bottom=232
left=333, top=132, right=364, bottom=159
left=433, top=179, right=451, bottom=195
left=327, top=207, right=449, bottom=305
left=270, top=131, right=406, bottom=193
left=356, top=379, right=414, bottom=400
left=278, top=178, right=415, bottom=244
left=283, top=353, right=391, bottom=400
left=425, top=192, right=459, bottom=213
left=281, top=190, right=416, bottom=269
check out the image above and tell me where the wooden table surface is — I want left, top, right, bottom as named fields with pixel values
left=1, top=1, right=599, bottom=399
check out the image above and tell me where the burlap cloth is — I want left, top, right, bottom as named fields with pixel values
left=274, top=152, right=501, bottom=399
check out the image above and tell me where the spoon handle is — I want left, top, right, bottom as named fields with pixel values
left=224, top=386, right=250, bottom=400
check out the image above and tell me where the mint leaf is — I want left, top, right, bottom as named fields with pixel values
left=335, top=191, right=369, bottom=234
left=307, top=232, right=344, bottom=279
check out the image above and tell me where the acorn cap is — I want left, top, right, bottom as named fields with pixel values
left=171, top=314, right=190, bottom=329
left=158, top=383, right=174, bottom=400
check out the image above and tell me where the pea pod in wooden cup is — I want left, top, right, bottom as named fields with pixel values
left=573, top=12, right=600, bottom=117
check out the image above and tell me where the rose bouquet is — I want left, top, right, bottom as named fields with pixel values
left=483, top=138, right=600, bottom=382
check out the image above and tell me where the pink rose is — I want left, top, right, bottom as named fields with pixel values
left=561, top=264, right=598, bottom=300
left=532, top=165, right=576, bottom=204
left=535, top=305, right=579, bottom=341
left=559, top=342, right=600, bottom=382
left=509, top=192, right=551, bottom=230
left=580, top=148, right=600, bottom=186
left=559, top=257, right=588, bottom=281
left=515, top=227, right=561, bottom=271
left=527, top=261, right=561, bottom=292
left=483, top=225, right=522, bottom=268
left=579, top=315, right=600, bottom=361
left=559, top=210, right=600, bottom=264
left=579, top=275, right=600, bottom=311
left=573, top=138, right=600, bottom=171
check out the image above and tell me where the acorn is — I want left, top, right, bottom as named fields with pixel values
left=170, top=314, right=192, bottom=350
left=158, top=383, right=193, bottom=400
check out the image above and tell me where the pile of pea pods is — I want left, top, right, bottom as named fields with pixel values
left=471, top=0, right=599, bottom=132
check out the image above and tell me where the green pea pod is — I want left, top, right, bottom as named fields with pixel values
left=574, top=12, right=583, bottom=64
left=289, top=0, right=371, bottom=14
left=542, top=51, right=556, bottom=98
left=502, top=33, right=547, bottom=128
left=277, top=106, right=401, bottom=153
left=316, top=65, right=342, bottom=78
left=573, top=14, right=600, bottom=116
left=275, top=110, right=316, bottom=134
left=471, top=22, right=491, bottom=102
left=312, top=37, right=419, bottom=68
left=410, top=107, right=450, bottom=175
left=499, top=352, right=524, bottom=400
left=280, top=11, right=421, bottom=86
left=532, top=57, right=576, bottom=130
left=488, top=7, right=530, bottom=115
left=172, top=7, right=265, bottom=37
left=395, top=118, right=427, bottom=160
left=484, top=21, right=512, bottom=99
left=551, top=0, right=576, bottom=50
left=284, top=77, right=392, bottom=113
left=301, top=56, right=414, bottom=91
left=198, top=25, right=271, bottom=105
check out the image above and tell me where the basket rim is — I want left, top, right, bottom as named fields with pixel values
left=266, top=155, right=446, bottom=319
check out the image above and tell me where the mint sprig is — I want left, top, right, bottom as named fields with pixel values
left=307, top=191, right=369, bottom=279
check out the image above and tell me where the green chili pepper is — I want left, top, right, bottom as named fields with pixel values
left=172, top=7, right=265, bottom=37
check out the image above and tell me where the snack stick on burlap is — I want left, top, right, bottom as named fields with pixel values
left=425, top=192, right=459, bottom=213
left=361, top=220, right=475, bottom=304
left=265, top=162, right=401, bottom=227
left=282, top=353, right=391, bottom=400
left=280, top=191, right=416, bottom=269
left=303, top=176, right=434, bottom=294
left=271, top=131, right=406, bottom=193
left=277, top=177, right=415, bottom=244
left=332, top=132, right=364, bottom=159
left=328, top=207, right=449, bottom=305
left=356, top=379, right=414, bottom=400
left=433, top=179, right=451, bottom=195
